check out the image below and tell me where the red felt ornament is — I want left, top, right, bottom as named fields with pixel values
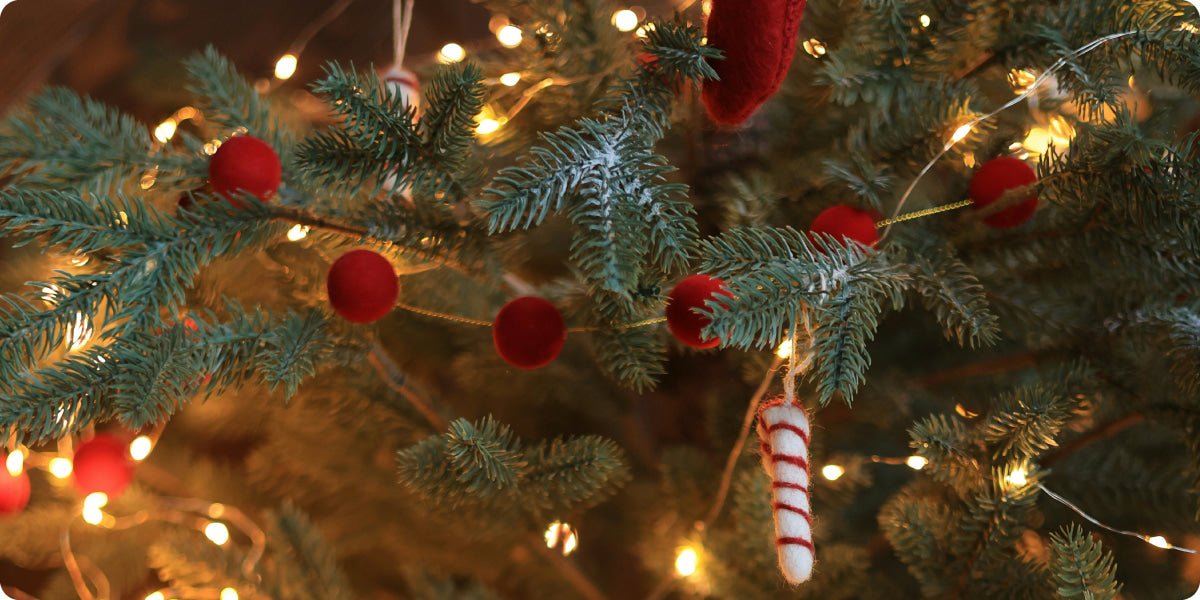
left=326, top=250, right=400, bottom=324
left=969, top=156, right=1039, bottom=229
left=666, top=274, right=733, bottom=349
left=492, top=296, right=567, bottom=369
left=208, top=135, right=282, bottom=208
left=73, top=434, right=136, bottom=498
left=0, top=468, right=30, bottom=517
left=809, top=205, right=879, bottom=248
left=701, top=0, right=807, bottom=125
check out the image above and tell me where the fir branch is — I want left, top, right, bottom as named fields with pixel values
left=979, top=383, right=1085, bottom=460
left=445, top=416, right=529, bottom=497
left=910, top=414, right=982, bottom=493
left=904, top=242, right=1000, bottom=348
left=1048, top=525, right=1121, bottom=600
left=522, top=435, right=631, bottom=514
left=591, top=325, right=667, bottom=392
left=185, top=47, right=291, bottom=150
left=879, top=494, right=956, bottom=597
left=265, top=503, right=355, bottom=600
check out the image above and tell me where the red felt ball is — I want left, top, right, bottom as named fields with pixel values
left=492, top=297, right=567, bottom=369
left=809, top=205, right=879, bottom=248
left=701, top=0, right=807, bottom=125
left=73, top=434, right=136, bottom=498
left=0, top=469, right=30, bottom=516
left=208, top=135, right=282, bottom=208
left=326, top=250, right=399, bottom=324
left=969, top=156, right=1039, bottom=229
left=666, top=274, right=733, bottom=349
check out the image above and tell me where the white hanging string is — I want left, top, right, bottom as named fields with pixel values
left=394, top=0, right=416, bottom=67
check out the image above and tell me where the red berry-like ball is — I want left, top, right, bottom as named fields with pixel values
left=73, top=434, right=136, bottom=498
left=809, top=205, right=879, bottom=248
left=493, top=297, right=567, bottom=369
left=208, top=135, right=282, bottom=208
left=326, top=250, right=399, bottom=324
left=969, top=156, right=1039, bottom=229
left=666, top=274, right=733, bottom=349
left=0, top=469, right=30, bottom=517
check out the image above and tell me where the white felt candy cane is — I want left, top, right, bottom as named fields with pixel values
left=756, top=397, right=813, bottom=584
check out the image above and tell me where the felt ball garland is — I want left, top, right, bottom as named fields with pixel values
left=493, top=296, right=567, bottom=369
left=208, top=135, right=282, bottom=208
left=969, top=156, right=1040, bottom=228
left=73, top=434, right=136, bottom=498
left=666, top=274, right=733, bottom=349
left=701, top=0, right=808, bottom=125
left=757, top=398, right=814, bottom=584
left=326, top=250, right=400, bottom=324
left=0, top=468, right=30, bottom=517
left=809, top=204, right=879, bottom=248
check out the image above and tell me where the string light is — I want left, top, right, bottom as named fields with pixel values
left=286, top=224, right=310, bottom=242
left=1147, top=535, right=1170, bottom=549
left=153, top=120, right=178, bottom=144
left=674, top=547, right=699, bottom=577
left=497, top=25, right=523, bottom=48
left=220, top=589, right=239, bottom=600
left=205, top=522, right=231, bottom=546
left=5, top=450, right=23, bottom=476
left=950, top=123, right=974, bottom=143
left=274, top=53, right=299, bottom=80
left=905, top=456, right=928, bottom=470
left=49, top=457, right=73, bottom=479
left=1008, top=68, right=1038, bottom=94
left=821, top=464, right=845, bottom=481
left=129, top=436, right=154, bottom=461
left=145, top=593, right=165, bottom=600
left=802, top=39, right=827, bottom=58
left=438, top=43, right=466, bottom=63
left=82, top=492, right=108, bottom=525
left=919, top=14, right=931, bottom=27
left=500, top=72, right=521, bottom=86
left=776, top=339, right=793, bottom=359
left=476, top=118, right=502, bottom=135
left=612, top=9, right=639, bottom=31
left=1004, top=467, right=1028, bottom=486
left=544, top=521, right=579, bottom=556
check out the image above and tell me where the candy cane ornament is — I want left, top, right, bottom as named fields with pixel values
left=757, top=397, right=814, bottom=584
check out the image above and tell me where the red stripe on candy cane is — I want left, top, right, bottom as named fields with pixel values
left=766, top=421, right=811, bottom=445
left=776, top=537, right=816, bottom=550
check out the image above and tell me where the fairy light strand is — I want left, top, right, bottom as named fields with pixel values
left=1037, top=483, right=1198, bottom=554
left=393, top=300, right=667, bottom=331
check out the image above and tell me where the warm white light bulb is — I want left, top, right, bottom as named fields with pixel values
left=220, top=588, right=239, bottom=600
left=438, top=43, right=466, bottom=63
left=500, top=72, right=521, bottom=86
left=1147, top=535, right=1169, bottom=549
left=951, top=123, right=973, bottom=143
left=154, top=120, right=177, bottom=144
left=82, top=494, right=107, bottom=525
left=145, top=592, right=165, bottom=600
left=919, top=14, right=931, bottom=27
left=776, top=340, right=793, bottom=359
left=822, top=464, right=845, bottom=481
left=274, top=54, right=298, bottom=80
left=906, top=456, right=928, bottom=470
left=1005, top=468, right=1028, bottom=486
left=286, top=224, right=310, bottom=242
left=205, top=522, right=231, bottom=546
left=49, top=457, right=73, bottom=479
left=497, top=25, right=523, bottom=48
left=130, top=436, right=153, bottom=461
left=612, top=9, right=639, bottom=32
left=675, top=547, right=698, bottom=577
left=5, top=451, right=22, bottom=477
left=476, top=119, right=501, bottom=135
left=543, top=521, right=579, bottom=556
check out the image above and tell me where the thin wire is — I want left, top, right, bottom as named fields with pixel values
left=1037, top=484, right=1199, bottom=554
left=289, top=0, right=359, bottom=55
left=394, top=0, right=416, bottom=67
left=875, top=198, right=974, bottom=228
left=395, top=301, right=494, bottom=327
left=880, top=30, right=1138, bottom=241
left=567, top=317, right=666, bottom=333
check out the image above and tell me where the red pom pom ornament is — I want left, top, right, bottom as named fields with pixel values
left=208, top=136, right=282, bottom=208
left=493, top=297, right=567, bottom=369
left=702, top=0, right=807, bottom=125
left=73, top=434, right=136, bottom=498
left=666, top=274, right=733, bottom=349
left=326, top=250, right=399, bottom=324
left=0, top=469, right=30, bottom=517
left=969, top=156, right=1039, bottom=229
left=809, top=205, right=879, bottom=248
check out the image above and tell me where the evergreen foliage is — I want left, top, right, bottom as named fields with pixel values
left=1048, top=525, right=1122, bottom=600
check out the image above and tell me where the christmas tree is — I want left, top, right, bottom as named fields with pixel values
left=1, top=0, right=1200, bottom=598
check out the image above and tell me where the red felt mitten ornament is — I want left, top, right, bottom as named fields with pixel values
left=702, top=0, right=807, bottom=125
left=493, top=296, right=567, bottom=369
left=666, top=275, right=733, bottom=349
left=326, top=250, right=400, bottom=324
left=208, top=135, right=282, bottom=208
left=73, top=434, right=136, bottom=498
left=0, top=468, right=31, bottom=516
left=969, top=156, right=1039, bottom=228
left=809, top=205, right=879, bottom=248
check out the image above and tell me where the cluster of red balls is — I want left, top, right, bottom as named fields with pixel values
left=0, top=433, right=138, bottom=518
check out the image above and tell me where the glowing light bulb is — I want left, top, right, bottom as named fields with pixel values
left=544, top=521, right=579, bottom=556
left=205, top=522, right=230, bottom=546
left=220, top=589, right=239, bottom=600
left=906, top=456, right=928, bottom=470
left=919, top=14, right=931, bottom=27
left=275, top=53, right=298, bottom=80
left=146, top=592, right=165, bottom=600
left=130, top=436, right=153, bottom=461
left=84, top=492, right=108, bottom=510
left=6, top=450, right=23, bottom=477
left=154, top=120, right=177, bottom=144
left=1148, top=535, right=1170, bottom=549
left=802, top=39, right=827, bottom=58
left=49, top=457, right=73, bottom=479
left=500, top=72, right=521, bottom=86
left=497, top=25, right=523, bottom=48
left=951, top=123, right=973, bottom=143
left=476, top=119, right=501, bottom=135
left=822, top=464, right=845, bottom=481
left=438, top=43, right=466, bottom=64
left=82, top=492, right=108, bottom=525
left=954, top=403, right=979, bottom=418
left=612, top=9, right=639, bottom=32
left=675, top=547, right=698, bottom=577
left=776, top=340, right=793, bottom=359
left=286, top=224, right=310, bottom=242
left=1005, top=468, right=1028, bottom=486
